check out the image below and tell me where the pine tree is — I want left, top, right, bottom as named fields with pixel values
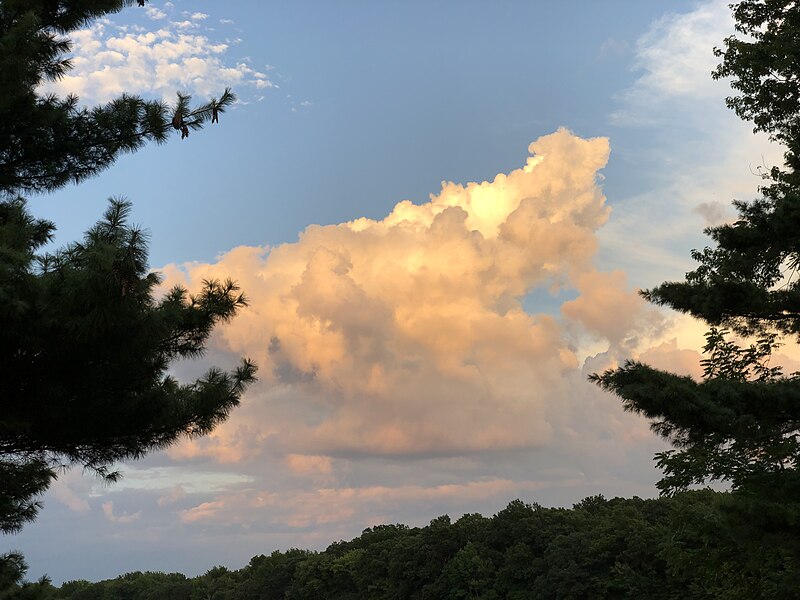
left=592, top=0, right=800, bottom=511
left=0, top=0, right=256, bottom=538
left=0, top=0, right=235, bottom=195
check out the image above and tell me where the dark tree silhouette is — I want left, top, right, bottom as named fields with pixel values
left=0, top=0, right=256, bottom=542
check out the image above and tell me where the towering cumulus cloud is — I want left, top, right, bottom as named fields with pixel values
left=162, top=129, right=661, bottom=469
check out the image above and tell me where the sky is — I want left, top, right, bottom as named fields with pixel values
left=12, top=0, right=794, bottom=585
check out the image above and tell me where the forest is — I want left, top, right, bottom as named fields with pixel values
left=4, top=0, right=800, bottom=597
left=9, top=490, right=794, bottom=599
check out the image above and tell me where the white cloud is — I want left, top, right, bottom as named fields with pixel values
left=40, top=18, right=274, bottom=104
left=145, top=6, right=166, bottom=20
left=613, top=2, right=730, bottom=125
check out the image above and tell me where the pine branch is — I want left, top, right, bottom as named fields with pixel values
left=0, top=89, right=237, bottom=195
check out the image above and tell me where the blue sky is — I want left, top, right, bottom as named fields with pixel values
left=32, top=0, right=700, bottom=266
left=13, top=0, right=789, bottom=585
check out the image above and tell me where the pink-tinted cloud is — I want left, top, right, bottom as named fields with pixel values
left=286, top=454, right=333, bottom=476
left=180, top=500, right=225, bottom=523
left=177, top=478, right=563, bottom=529
left=159, top=129, right=667, bottom=469
left=561, top=270, right=649, bottom=344
left=101, top=501, right=142, bottom=524
left=638, top=338, right=704, bottom=380
left=50, top=472, right=91, bottom=514
left=157, top=485, right=187, bottom=507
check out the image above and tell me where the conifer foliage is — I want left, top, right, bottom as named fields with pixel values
left=592, top=0, right=800, bottom=509
left=0, top=0, right=235, bottom=194
left=0, top=0, right=255, bottom=538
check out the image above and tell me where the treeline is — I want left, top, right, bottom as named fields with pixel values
left=23, top=490, right=794, bottom=599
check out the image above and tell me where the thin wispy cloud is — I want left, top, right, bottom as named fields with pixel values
left=601, top=0, right=781, bottom=289
left=612, top=1, right=731, bottom=127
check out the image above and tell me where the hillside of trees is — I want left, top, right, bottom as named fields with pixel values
left=12, top=490, right=793, bottom=599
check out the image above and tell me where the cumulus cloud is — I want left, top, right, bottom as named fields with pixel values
left=41, top=15, right=273, bottom=104
left=159, top=128, right=667, bottom=472
left=638, top=338, right=704, bottom=380
left=145, top=6, right=166, bottom=20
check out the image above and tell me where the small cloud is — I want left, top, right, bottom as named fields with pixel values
left=51, top=475, right=90, bottom=514
left=181, top=500, right=225, bottom=523
left=286, top=454, right=333, bottom=476
left=598, top=37, right=628, bottom=59
left=145, top=6, right=166, bottom=20
left=693, top=200, right=733, bottom=227
left=638, top=338, right=703, bottom=380
left=102, top=501, right=142, bottom=524
left=157, top=485, right=187, bottom=507
left=220, top=18, right=235, bottom=25
left=191, top=12, right=209, bottom=21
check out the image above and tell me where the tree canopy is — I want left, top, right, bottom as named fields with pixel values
left=26, top=492, right=800, bottom=599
